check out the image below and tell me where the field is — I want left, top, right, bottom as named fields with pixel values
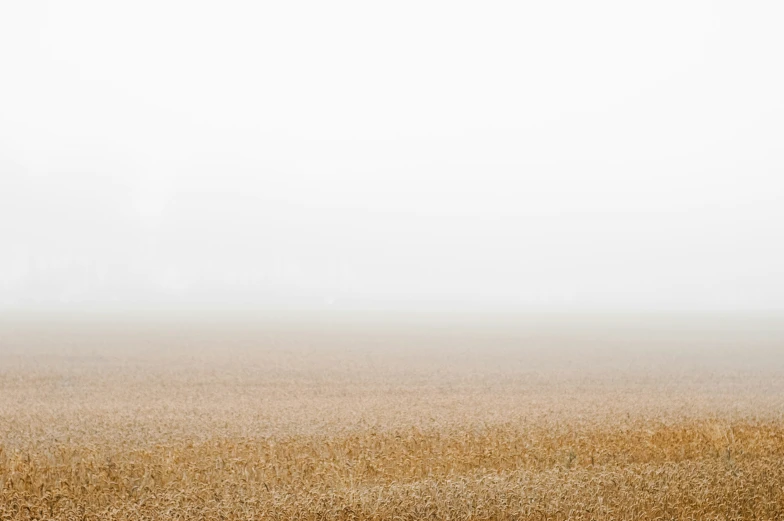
left=2, top=314, right=784, bottom=520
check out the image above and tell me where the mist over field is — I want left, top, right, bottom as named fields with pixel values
left=3, top=1, right=784, bottom=520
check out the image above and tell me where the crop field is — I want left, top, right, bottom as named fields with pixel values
left=1, top=315, right=784, bottom=520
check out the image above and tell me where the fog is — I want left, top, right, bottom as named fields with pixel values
left=1, top=1, right=783, bottom=312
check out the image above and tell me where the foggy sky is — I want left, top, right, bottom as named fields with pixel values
left=1, top=1, right=783, bottom=312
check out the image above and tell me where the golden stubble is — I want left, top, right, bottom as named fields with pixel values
left=2, top=317, right=784, bottom=520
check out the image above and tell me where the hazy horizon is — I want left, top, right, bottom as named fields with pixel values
left=2, top=0, right=783, bottom=313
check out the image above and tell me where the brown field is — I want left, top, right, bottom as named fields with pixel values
left=1, top=314, right=784, bottom=520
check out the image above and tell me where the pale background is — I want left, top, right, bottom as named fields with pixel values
left=1, top=0, right=783, bottom=312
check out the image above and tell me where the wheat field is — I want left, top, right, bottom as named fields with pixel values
left=1, top=315, right=784, bottom=520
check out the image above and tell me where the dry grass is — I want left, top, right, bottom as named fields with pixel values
left=1, top=315, right=784, bottom=520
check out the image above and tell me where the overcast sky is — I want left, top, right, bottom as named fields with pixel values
left=1, top=0, right=783, bottom=312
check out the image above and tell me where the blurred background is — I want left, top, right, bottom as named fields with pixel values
left=1, top=0, right=783, bottom=313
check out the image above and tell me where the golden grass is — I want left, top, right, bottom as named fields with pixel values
left=2, top=316, right=784, bottom=520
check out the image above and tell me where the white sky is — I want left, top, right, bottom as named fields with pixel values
left=1, top=0, right=783, bottom=311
